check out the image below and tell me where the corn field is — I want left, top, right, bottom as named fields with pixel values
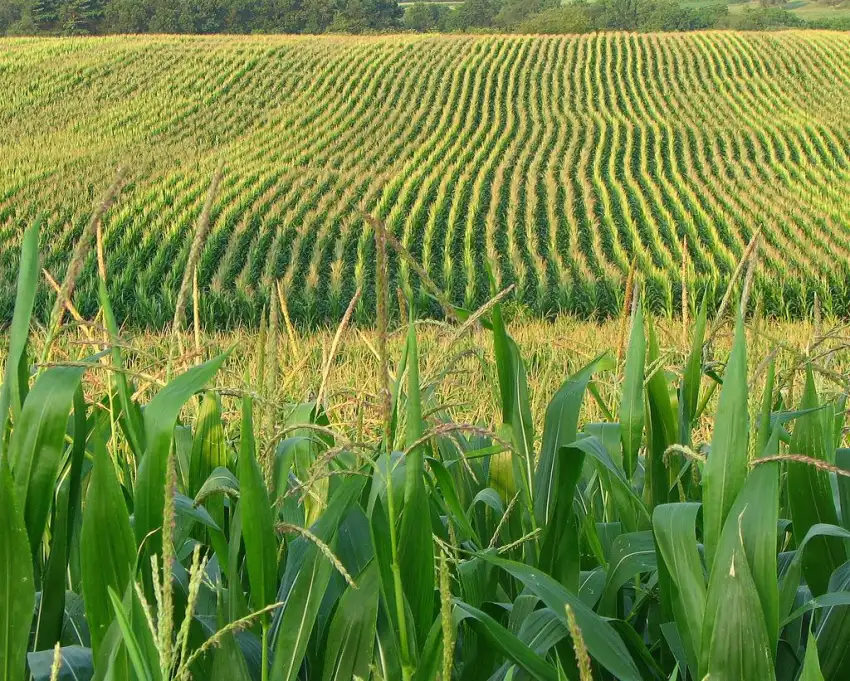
left=2, top=32, right=850, bottom=327
left=3, top=203, right=850, bottom=681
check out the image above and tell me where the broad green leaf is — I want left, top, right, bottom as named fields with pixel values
left=726, top=459, right=780, bottom=659
left=27, top=646, right=93, bottom=681
left=490, top=301, right=534, bottom=509
left=0, top=218, right=40, bottom=453
left=620, top=303, right=645, bottom=480
left=477, top=553, right=643, bottom=681
left=680, top=294, right=707, bottom=437
left=699, top=508, right=775, bottom=681
left=535, top=352, right=614, bottom=527
left=788, top=366, right=845, bottom=597
left=652, top=503, right=705, bottom=677
left=194, top=466, right=240, bottom=505
left=780, top=524, right=850, bottom=622
left=399, top=319, right=435, bottom=644
left=599, top=531, right=657, bottom=616
left=135, top=352, right=228, bottom=555
left=837, top=449, right=850, bottom=531
left=427, top=457, right=478, bottom=543
left=644, top=316, right=678, bottom=509
left=237, top=397, right=278, bottom=618
left=703, top=312, right=748, bottom=567
left=80, top=431, right=136, bottom=657
left=8, top=364, right=86, bottom=554
left=813, top=559, right=850, bottom=679
left=189, top=392, right=227, bottom=498
left=801, top=631, right=826, bottom=681
left=321, top=562, right=380, bottom=681
left=453, top=602, right=558, bottom=681
left=107, top=588, right=154, bottom=681
left=270, top=538, right=336, bottom=681
left=0, top=456, right=34, bottom=681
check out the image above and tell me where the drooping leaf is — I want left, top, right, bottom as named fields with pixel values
left=7, top=364, right=87, bottom=555
left=135, top=352, right=228, bottom=555
left=535, top=353, right=614, bottom=527
left=27, top=646, right=93, bottom=681
left=477, top=553, right=643, bottom=681
left=599, top=531, right=657, bottom=616
left=453, top=601, right=559, bottom=681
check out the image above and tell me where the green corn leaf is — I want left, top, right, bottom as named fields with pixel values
left=270, top=538, right=336, bottom=681
left=680, top=294, right=707, bottom=437
left=135, top=352, right=228, bottom=555
left=490, top=301, right=534, bottom=508
left=80, top=430, right=136, bottom=657
left=7, top=364, right=86, bottom=555
left=190, top=391, right=228, bottom=542
left=0, top=218, right=40, bottom=454
left=189, top=392, right=227, bottom=497
left=699, top=507, right=776, bottom=681
left=27, top=646, right=93, bottom=681
left=321, top=562, right=380, bottom=681
left=453, top=602, right=559, bottom=681
left=237, top=396, right=278, bottom=617
left=477, top=553, right=643, bottom=681
left=620, top=303, right=645, bottom=480
left=194, top=466, right=240, bottom=505
left=779, top=524, right=850, bottom=622
left=836, top=449, right=850, bottom=531
left=813, top=559, right=850, bottom=679
left=703, top=312, right=748, bottom=568
left=106, top=588, right=154, bottom=681
left=652, top=503, right=705, bottom=677
left=427, top=457, right=478, bottom=543
left=788, top=366, right=845, bottom=597
left=535, top=353, right=614, bottom=527
left=599, top=531, right=657, bottom=616
left=399, top=318, right=435, bottom=644
left=98, top=277, right=145, bottom=459
left=725, top=459, right=780, bottom=659
left=801, top=631, right=826, bottom=681
left=0, top=456, right=34, bottom=681
left=645, top=316, right=678, bottom=509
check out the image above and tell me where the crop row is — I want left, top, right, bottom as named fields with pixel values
left=1, top=31, right=849, bottom=326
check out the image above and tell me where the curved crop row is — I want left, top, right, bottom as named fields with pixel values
left=1, top=31, right=849, bottom=326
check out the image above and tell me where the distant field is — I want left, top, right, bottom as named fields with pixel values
left=1, top=32, right=850, bottom=328
left=728, top=0, right=850, bottom=18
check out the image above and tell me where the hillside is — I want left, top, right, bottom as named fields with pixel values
left=1, top=31, right=850, bottom=326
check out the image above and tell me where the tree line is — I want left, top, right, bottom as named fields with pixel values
left=1, top=0, right=847, bottom=38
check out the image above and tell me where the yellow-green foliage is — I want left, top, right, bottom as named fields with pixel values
left=2, top=32, right=850, bottom=325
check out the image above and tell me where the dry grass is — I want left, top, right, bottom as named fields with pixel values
left=14, top=313, right=846, bottom=460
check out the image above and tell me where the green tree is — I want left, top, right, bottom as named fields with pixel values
left=59, top=0, right=104, bottom=33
